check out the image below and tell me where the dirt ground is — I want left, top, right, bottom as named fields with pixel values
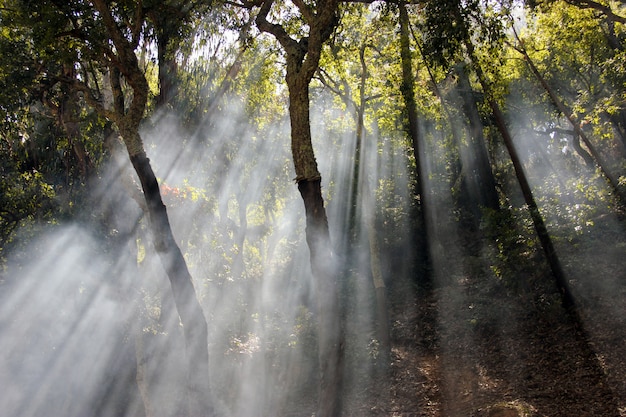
left=344, top=217, right=626, bottom=417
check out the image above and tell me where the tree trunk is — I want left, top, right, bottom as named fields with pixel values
left=354, top=42, right=390, bottom=366
left=489, top=98, right=577, bottom=310
left=347, top=44, right=367, bottom=245
left=156, top=32, right=177, bottom=109
left=121, top=128, right=214, bottom=417
left=362, top=173, right=390, bottom=371
left=455, top=63, right=501, bottom=214
left=399, top=2, right=424, bottom=200
left=255, top=3, right=343, bottom=414
left=464, top=40, right=577, bottom=312
left=399, top=1, right=432, bottom=284
left=289, top=77, right=344, bottom=417
left=511, top=32, right=625, bottom=204
left=298, top=178, right=343, bottom=417
left=63, top=1, right=214, bottom=414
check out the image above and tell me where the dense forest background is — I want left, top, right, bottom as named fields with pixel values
left=1, top=1, right=626, bottom=416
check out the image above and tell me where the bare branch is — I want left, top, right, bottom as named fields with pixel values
left=316, top=68, right=355, bottom=110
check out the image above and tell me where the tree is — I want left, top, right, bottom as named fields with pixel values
left=253, top=1, right=344, bottom=415
left=317, top=4, right=391, bottom=369
left=507, top=7, right=626, bottom=204
left=420, top=0, right=501, bottom=224
left=462, top=4, right=579, bottom=312
left=398, top=1, right=434, bottom=284
left=1, top=1, right=215, bottom=415
left=86, top=3, right=215, bottom=415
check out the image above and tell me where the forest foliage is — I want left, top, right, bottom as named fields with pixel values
left=2, top=1, right=623, bottom=258
left=1, top=0, right=625, bottom=416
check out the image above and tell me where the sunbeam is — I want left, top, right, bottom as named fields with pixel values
left=2, top=1, right=626, bottom=416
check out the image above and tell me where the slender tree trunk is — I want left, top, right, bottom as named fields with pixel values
left=120, top=128, right=214, bottom=417
left=156, top=33, right=176, bottom=109
left=353, top=42, right=390, bottom=366
left=464, top=40, right=577, bottom=311
left=288, top=78, right=344, bottom=417
left=321, top=38, right=390, bottom=371
left=345, top=52, right=391, bottom=368
left=489, top=99, right=576, bottom=310
left=362, top=166, right=390, bottom=371
left=511, top=31, right=625, bottom=203
left=347, top=44, right=367, bottom=245
left=399, top=1, right=432, bottom=284
left=347, top=108, right=363, bottom=245
left=399, top=2, right=424, bottom=200
left=455, top=63, right=501, bottom=213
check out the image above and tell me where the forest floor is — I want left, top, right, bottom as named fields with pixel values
left=343, top=212, right=626, bottom=417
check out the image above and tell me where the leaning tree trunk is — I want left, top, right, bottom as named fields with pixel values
left=120, top=127, right=214, bottom=417
left=487, top=97, right=577, bottom=310
left=71, top=2, right=215, bottom=415
left=510, top=28, right=625, bottom=204
left=463, top=40, right=577, bottom=312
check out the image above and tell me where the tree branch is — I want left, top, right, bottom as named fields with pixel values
left=255, top=0, right=301, bottom=52
left=316, top=68, right=357, bottom=111
left=91, top=0, right=148, bottom=129
left=71, top=79, right=117, bottom=122
left=292, top=0, right=315, bottom=24
left=566, top=0, right=626, bottom=24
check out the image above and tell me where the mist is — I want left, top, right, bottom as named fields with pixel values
left=0, top=225, right=143, bottom=417
left=2, top=45, right=626, bottom=417
left=0, top=84, right=415, bottom=416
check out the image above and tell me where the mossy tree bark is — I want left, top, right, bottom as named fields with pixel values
left=255, top=2, right=344, bottom=415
